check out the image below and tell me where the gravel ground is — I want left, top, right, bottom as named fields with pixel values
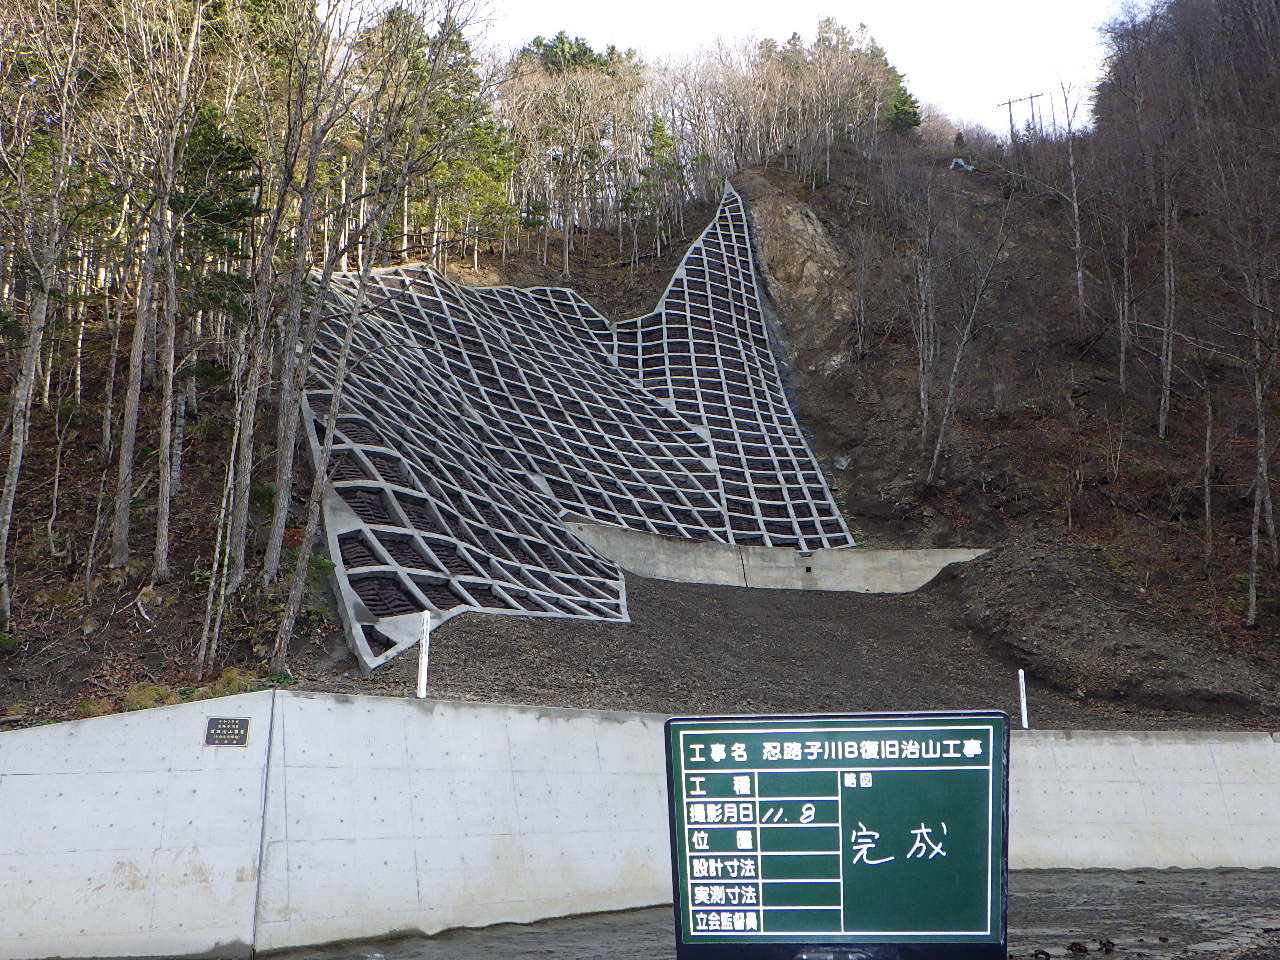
left=297, top=571, right=1277, bottom=730
left=269, top=870, right=1280, bottom=960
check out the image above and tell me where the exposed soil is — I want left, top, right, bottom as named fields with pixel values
left=285, top=564, right=1277, bottom=729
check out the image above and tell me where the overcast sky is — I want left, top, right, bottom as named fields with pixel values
left=480, top=0, right=1129, bottom=134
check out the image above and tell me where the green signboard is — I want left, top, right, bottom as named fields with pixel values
left=664, top=711, right=1008, bottom=960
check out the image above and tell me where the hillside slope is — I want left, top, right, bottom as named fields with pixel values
left=2, top=146, right=1277, bottom=729
left=732, top=152, right=1279, bottom=720
left=290, top=149, right=1280, bottom=726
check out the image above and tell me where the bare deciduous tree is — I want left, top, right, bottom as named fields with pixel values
left=0, top=0, right=97, bottom=628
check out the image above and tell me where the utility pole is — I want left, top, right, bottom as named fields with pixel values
left=1029, top=92, right=1044, bottom=137
left=998, top=93, right=1043, bottom=141
left=998, top=93, right=1043, bottom=179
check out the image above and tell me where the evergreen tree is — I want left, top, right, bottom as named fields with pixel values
left=886, top=84, right=922, bottom=133
left=522, top=31, right=636, bottom=76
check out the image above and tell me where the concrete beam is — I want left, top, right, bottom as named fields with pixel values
left=566, top=518, right=986, bottom=592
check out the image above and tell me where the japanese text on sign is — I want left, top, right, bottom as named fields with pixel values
left=665, top=713, right=1007, bottom=947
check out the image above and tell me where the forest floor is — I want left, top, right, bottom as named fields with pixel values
left=2, top=146, right=1278, bottom=730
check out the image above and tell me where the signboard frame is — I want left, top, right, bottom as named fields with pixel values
left=664, top=710, right=1009, bottom=960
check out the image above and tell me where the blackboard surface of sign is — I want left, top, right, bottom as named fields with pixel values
left=204, top=717, right=250, bottom=747
left=664, top=711, right=1008, bottom=960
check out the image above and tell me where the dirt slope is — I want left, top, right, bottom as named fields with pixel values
left=288, top=568, right=1276, bottom=729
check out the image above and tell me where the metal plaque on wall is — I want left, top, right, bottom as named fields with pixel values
left=204, top=717, right=250, bottom=747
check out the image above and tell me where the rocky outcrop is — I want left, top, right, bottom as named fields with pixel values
left=732, top=167, right=855, bottom=367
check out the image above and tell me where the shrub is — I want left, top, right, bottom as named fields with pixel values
left=187, top=359, right=230, bottom=385
left=195, top=416, right=231, bottom=441
left=250, top=482, right=277, bottom=511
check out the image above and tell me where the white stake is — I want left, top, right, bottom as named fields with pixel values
left=416, top=612, right=431, bottom=700
left=1018, top=668, right=1029, bottom=729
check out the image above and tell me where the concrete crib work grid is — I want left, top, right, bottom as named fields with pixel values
left=303, top=184, right=854, bottom=671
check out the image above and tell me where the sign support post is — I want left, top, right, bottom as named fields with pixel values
left=1018, top=670, right=1029, bottom=729
left=415, top=612, right=431, bottom=700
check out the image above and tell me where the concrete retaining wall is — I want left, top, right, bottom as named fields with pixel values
left=253, top=693, right=668, bottom=951
left=565, top=518, right=986, bottom=592
left=0, top=690, right=275, bottom=960
left=1009, top=729, right=1280, bottom=869
left=3, top=693, right=1279, bottom=959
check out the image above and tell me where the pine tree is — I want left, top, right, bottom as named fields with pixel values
left=886, top=86, right=922, bottom=133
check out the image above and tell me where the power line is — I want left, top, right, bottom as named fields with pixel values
left=997, top=93, right=1043, bottom=142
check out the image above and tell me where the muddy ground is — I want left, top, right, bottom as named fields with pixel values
left=273, top=869, right=1280, bottom=960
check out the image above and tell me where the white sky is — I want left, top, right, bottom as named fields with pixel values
left=480, top=0, right=1130, bottom=134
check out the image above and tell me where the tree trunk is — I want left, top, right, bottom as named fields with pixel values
left=172, top=381, right=188, bottom=496
left=270, top=204, right=396, bottom=670
left=0, top=285, right=52, bottom=629
left=913, top=254, right=936, bottom=449
left=197, top=335, right=246, bottom=678
left=1202, top=387, right=1212, bottom=572
left=110, top=217, right=161, bottom=567
left=1119, top=220, right=1131, bottom=395
left=228, top=327, right=265, bottom=592
left=100, top=273, right=124, bottom=462
left=561, top=193, right=573, bottom=278
left=1066, top=131, right=1086, bottom=332
left=152, top=218, right=178, bottom=581
left=262, top=138, right=327, bottom=585
left=1157, top=189, right=1176, bottom=440
left=1246, top=362, right=1264, bottom=627
left=269, top=305, right=357, bottom=673
left=926, top=326, right=971, bottom=485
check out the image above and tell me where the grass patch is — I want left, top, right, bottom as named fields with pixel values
left=74, top=697, right=114, bottom=719
left=122, top=682, right=171, bottom=711
left=209, top=666, right=256, bottom=697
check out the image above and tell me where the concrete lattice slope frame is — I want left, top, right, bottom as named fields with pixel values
left=611, top=184, right=852, bottom=550
left=304, top=185, right=855, bottom=671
